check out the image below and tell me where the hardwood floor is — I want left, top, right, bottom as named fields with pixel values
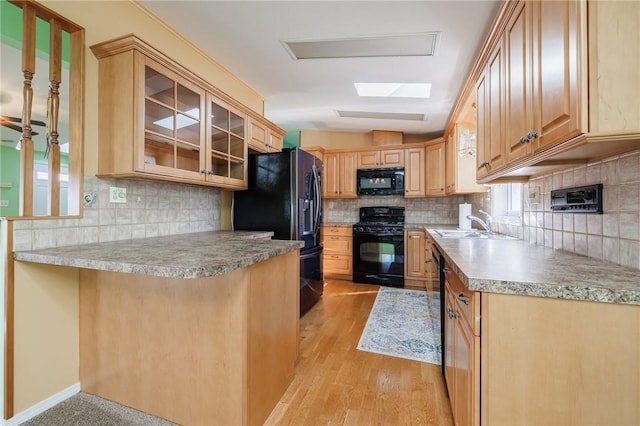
left=265, top=279, right=453, bottom=426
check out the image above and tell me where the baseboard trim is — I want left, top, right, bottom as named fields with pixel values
left=5, top=383, right=80, bottom=426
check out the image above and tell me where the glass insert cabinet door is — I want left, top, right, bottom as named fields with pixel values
left=207, top=95, right=247, bottom=185
left=142, top=59, right=205, bottom=179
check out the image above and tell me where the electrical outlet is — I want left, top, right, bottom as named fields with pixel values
left=0, top=200, right=8, bottom=207
left=528, top=186, right=541, bottom=204
left=109, top=187, right=127, bottom=203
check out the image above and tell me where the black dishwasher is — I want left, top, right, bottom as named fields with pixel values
left=431, top=241, right=446, bottom=375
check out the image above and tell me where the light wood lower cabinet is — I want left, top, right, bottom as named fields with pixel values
left=322, top=225, right=352, bottom=279
left=442, top=259, right=640, bottom=426
left=404, top=229, right=427, bottom=290
left=444, top=263, right=480, bottom=426
left=480, top=293, right=640, bottom=426
left=405, top=229, right=440, bottom=291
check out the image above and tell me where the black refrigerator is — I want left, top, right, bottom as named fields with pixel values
left=233, top=148, right=323, bottom=315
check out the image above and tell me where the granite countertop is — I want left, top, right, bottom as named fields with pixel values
left=405, top=223, right=453, bottom=229
left=323, top=222, right=354, bottom=227
left=13, top=231, right=303, bottom=279
left=426, top=228, right=640, bottom=306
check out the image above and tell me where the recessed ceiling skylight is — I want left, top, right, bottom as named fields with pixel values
left=354, top=83, right=431, bottom=98
left=283, top=32, right=440, bottom=60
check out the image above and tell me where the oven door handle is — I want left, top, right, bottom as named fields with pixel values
left=354, top=232, right=403, bottom=237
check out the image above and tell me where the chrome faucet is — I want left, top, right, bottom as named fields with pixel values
left=466, top=210, right=493, bottom=233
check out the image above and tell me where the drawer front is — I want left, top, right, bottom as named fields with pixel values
left=324, top=254, right=352, bottom=274
left=324, top=235, right=352, bottom=255
left=445, top=262, right=479, bottom=335
left=321, top=226, right=352, bottom=237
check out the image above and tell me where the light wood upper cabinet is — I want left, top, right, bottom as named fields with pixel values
left=488, top=39, right=506, bottom=173
left=324, top=151, right=357, bottom=198
left=94, top=49, right=250, bottom=188
left=206, top=95, right=248, bottom=187
left=138, top=57, right=208, bottom=182
left=248, top=118, right=284, bottom=153
left=357, top=150, right=379, bottom=168
left=425, top=140, right=446, bottom=196
left=504, top=1, right=534, bottom=164
left=466, top=0, right=640, bottom=183
left=357, top=149, right=404, bottom=169
left=91, top=35, right=284, bottom=190
left=530, top=0, right=581, bottom=153
left=504, top=0, right=581, bottom=162
left=248, top=119, right=268, bottom=152
left=476, top=39, right=506, bottom=180
left=404, top=147, right=426, bottom=197
left=475, top=71, right=489, bottom=180
left=269, top=130, right=284, bottom=152
left=446, top=125, right=488, bottom=195
left=380, top=149, right=404, bottom=167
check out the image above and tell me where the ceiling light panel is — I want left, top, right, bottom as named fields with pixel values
left=354, top=83, right=431, bottom=98
left=337, top=111, right=426, bottom=121
left=284, top=32, right=440, bottom=60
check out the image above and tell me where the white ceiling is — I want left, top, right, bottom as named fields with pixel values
left=140, top=1, right=501, bottom=143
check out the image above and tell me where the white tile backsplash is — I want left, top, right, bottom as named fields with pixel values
left=466, top=149, right=640, bottom=270
left=11, top=176, right=221, bottom=251
left=324, top=194, right=465, bottom=225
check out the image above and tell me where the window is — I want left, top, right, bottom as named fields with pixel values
left=491, top=183, right=523, bottom=223
left=0, top=0, right=84, bottom=217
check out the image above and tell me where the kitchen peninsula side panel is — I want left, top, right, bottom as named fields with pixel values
left=79, top=250, right=299, bottom=426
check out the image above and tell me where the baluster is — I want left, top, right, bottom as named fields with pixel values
left=19, top=5, right=36, bottom=216
left=47, top=20, right=62, bottom=216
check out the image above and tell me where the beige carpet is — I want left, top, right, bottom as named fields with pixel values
left=22, top=392, right=176, bottom=426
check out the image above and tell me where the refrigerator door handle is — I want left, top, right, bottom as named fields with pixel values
left=312, top=163, right=321, bottom=235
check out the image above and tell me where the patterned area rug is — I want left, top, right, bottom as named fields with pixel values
left=357, top=287, right=441, bottom=364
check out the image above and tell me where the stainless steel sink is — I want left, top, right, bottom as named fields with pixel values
left=433, top=229, right=516, bottom=240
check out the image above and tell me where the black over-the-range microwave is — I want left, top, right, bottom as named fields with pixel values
left=356, top=167, right=405, bottom=196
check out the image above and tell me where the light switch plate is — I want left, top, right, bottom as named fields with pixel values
left=109, top=187, right=127, bottom=203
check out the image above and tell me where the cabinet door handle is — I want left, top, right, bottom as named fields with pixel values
left=447, top=307, right=456, bottom=319
left=425, top=258, right=432, bottom=263
left=519, top=136, right=529, bottom=145
left=200, top=170, right=206, bottom=174
left=527, top=131, right=538, bottom=140
left=410, top=235, right=420, bottom=239
left=443, top=267, right=450, bottom=274
left=457, top=293, right=470, bottom=306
